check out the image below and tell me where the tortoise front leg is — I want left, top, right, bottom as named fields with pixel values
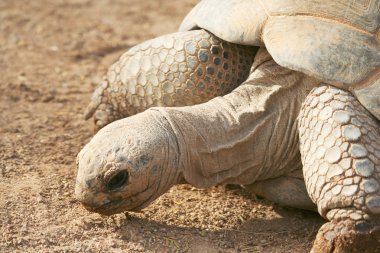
left=85, top=29, right=257, bottom=129
left=298, top=85, right=380, bottom=252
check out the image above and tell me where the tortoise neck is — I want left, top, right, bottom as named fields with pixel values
left=152, top=110, right=185, bottom=190
left=153, top=56, right=319, bottom=188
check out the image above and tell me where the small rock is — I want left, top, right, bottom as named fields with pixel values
left=36, top=196, right=44, bottom=203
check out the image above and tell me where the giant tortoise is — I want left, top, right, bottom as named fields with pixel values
left=75, top=0, right=380, bottom=252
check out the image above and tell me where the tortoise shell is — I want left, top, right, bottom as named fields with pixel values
left=180, top=0, right=380, bottom=120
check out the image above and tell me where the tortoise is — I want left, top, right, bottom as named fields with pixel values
left=75, top=0, right=380, bottom=252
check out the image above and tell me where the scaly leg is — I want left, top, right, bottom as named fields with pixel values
left=85, top=29, right=257, bottom=129
left=298, top=85, right=380, bottom=252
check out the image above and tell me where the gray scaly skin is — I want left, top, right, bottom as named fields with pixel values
left=85, top=29, right=257, bottom=129
left=299, top=85, right=380, bottom=252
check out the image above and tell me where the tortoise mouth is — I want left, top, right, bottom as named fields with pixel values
left=81, top=182, right=155, bottom=215
left=85, top=199, right=127, bottom=215
left=83, top=198, right=142, bottom=215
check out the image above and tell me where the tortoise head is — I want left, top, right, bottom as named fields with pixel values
left=75, top=110, right=181, bottom=215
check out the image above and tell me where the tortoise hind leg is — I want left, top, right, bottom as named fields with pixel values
left=298, top=85, right=380, bottom=253
left=245, top=173, right=317, bottom=211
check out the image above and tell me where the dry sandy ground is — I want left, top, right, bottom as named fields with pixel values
left=0, top=0, right=324, bottom=252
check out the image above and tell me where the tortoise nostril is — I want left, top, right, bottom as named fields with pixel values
left=107, top=170, right=129, bottom=191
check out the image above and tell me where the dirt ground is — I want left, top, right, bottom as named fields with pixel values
left=0, top=0, right=325, bottom=252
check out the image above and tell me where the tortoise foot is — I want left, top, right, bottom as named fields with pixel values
left=311, top=220, right=380, bottom=253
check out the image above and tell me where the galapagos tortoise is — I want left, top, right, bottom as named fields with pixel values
left=76, top=1, right=380, bottom=252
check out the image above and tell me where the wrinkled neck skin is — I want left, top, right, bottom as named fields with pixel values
left=157, top=56, right=319, bottom=188
left=135, top=112, right=184, bottom=207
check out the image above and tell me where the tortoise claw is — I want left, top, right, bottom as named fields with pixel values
left=311, top=220, right=380, bottom=253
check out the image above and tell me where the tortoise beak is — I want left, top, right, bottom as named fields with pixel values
left=81, top=199, right=125, bottom=215
left=80, top=197, right=145, bottom=215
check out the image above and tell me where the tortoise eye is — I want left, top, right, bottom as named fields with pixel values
left=107, top=170, right=129, bottom=191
